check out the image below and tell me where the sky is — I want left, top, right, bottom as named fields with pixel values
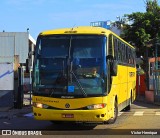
left=0, top=0, right=151, bottom=40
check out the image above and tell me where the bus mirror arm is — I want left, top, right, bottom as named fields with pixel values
left=28, top=51, right=35, bottom=57
left=106, top=55, right=114, bottom=61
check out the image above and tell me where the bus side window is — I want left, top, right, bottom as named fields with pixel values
left=124, top=45, right=128, bottom=63
left=121, top=43, right=124, bottom=63
left=130, top=50, right=133, bottom=65
left=128, top=48, right=131, bottom=64
left=133, top=49, right=136, bottom=66
left=114, top=38, right=118, bottom=60
left=108, top=34, right=113, bottom=55
left=118, top=40, right=122, bottom=62
left=123, top=44, right=126, bottom=63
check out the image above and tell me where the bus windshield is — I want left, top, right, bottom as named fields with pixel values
left=33, top=35, right=107, bottom=98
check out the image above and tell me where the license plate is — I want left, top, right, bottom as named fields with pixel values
left=62, top=114, right=74, bottom=118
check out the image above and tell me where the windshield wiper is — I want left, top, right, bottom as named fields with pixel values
left=70, top=69, right=87, bottom=97
left=68, top=36, right=87, bottom=97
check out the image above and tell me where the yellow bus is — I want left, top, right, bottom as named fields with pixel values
left=32, top=26, right=136, bottom=124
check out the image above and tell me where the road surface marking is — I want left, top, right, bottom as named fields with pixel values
left=3, top=122, right=11, bottom=125
left=118, top=112, right=124, bottom=116
left=24, top=113, right=33, bottom=117
left=133, top=111, right=144, bottom=116
left=155, top=112, right=160, bottom=115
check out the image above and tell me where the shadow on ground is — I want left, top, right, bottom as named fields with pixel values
left=133, top=95, right=160, bottom=109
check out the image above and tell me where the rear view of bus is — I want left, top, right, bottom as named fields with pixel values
left=32, top=26, right=136, bottom=124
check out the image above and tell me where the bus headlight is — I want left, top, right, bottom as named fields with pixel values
left=87, top=103, right=106, bottom=110
left=33, top=102, right=49, bottom=109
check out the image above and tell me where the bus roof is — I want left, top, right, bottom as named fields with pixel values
left=40, top=26, right=107, bottom=35
left=39, top=26, right=135, bottom=49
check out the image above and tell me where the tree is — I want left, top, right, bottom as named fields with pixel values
left=121, top=0, right=160, bottom=58
left=120, top=0, right=160, bottom=90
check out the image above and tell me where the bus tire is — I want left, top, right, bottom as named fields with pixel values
left=107, top=100, right=118, bottom=124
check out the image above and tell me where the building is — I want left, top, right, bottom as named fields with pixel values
left=0, top=32, right=36, bottom=108
left=146, top=57, right=160, bottom=103
left=90, top=21, right=122, bottom=36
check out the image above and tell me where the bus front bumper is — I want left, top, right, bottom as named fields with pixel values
left=33, top=107, right=110, bottom=123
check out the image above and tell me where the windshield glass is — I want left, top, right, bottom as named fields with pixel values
left=33, top=35, right=107, bottom=97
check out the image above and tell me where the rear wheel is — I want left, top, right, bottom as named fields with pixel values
left=107, top=100, right=118, bottom=124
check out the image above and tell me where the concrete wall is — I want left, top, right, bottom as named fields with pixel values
left=0, top=32, right=29, bottom=63
left=0, top=63, right=14, bottom=108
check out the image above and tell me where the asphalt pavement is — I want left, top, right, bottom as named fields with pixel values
left=0, top=93, right=32, bottom=119
left=0, top=106, right=32, bottom=120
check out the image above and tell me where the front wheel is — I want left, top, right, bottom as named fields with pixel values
left=107, top=100, right=118, bottom=124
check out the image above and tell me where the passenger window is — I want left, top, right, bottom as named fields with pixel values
left=114, top=38, right=118, bottom=60
left=128, top=48, right=131, bottom=64
left=108, top=34, right=113, bottom=55
left=118, top=41, right=122, bottom=62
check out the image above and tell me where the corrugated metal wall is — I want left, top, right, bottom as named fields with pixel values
left=0, top=32, right=29, bottom=63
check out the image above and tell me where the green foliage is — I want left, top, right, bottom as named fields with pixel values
left=121, top=0, right=160, bottom=57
